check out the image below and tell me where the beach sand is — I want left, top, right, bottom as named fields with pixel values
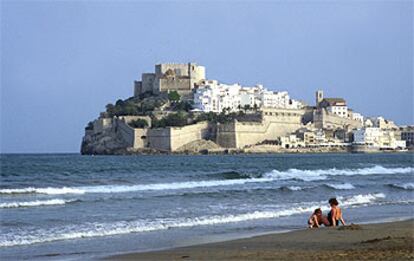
left=105, top=219, right=414, bottom=260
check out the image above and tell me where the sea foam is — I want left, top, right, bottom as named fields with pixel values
left=264, top=165, right=413, bottom=182
left=0, top=193, right=385, bottom=247
left=0, top=199, right=75, bottom=209
left=325, top=183, right=355, bottom=190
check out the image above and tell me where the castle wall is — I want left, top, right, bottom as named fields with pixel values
left=189, top=64, right=205, bottom=87
left=146, top=122, right=210, bottom=151
left=141, top=73, right=156, bottom=93
left=216, top=108, right=306, bottom=148
left=170, top=122, right=210, bottom=151
left=216, top=122, right=238, bottom=148
left=112, top=116, right=152, bottom=149
left=116, top=119, right=135, bottom=147
left=147, top=128, right=172, bottom=151
left=133, top=128, right=149, bottom=148
left=134, top=81, right=142, bottom=97
left=158, top=78, right=191, bottom=94
left=134, top=63, right=206, bottom=96
left=156, top=64, right=190, bottom=76
left=314, top=109, right=362, bottom=129
left=93, top=118, right=113, bottom=134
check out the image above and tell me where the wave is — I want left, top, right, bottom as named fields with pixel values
left=0, top=187, right=85, bottom=195
left=0, top=199, right=76, bottom=209
left=0, top=193, right=385, bottom=247
left=280, top=186, right=304, bottom=191
left=324, top=183, right=355, bottom=190
left=212, top=171, right=254, bottom=180
left=264, top=166, right=413, bottom=181
left=0, top=178, right=275, bottom=195
left=0, top=165, right=411, bottom=195
left=388, top=183, right=414, bottom=190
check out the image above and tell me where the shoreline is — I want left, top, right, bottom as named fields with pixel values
left=83, top=148, right=413, bottom=156
left=104, top=219, right=414, bottom=260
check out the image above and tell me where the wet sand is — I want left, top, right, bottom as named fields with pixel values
left=105, top=219, right=414, bottom=260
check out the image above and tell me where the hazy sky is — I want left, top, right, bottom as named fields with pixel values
left=1, top=0, right=413, bottom=153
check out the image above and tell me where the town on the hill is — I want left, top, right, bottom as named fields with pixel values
left=81, top=63, right=413, bottom=154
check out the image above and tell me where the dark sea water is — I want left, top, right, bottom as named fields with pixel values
left=0, top=153, right=413, bottom=260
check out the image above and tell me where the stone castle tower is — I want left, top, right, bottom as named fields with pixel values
left=134, top=63, right=206, bottom=97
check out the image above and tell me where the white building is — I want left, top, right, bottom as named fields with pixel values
left=368, top=116, right=398, bottom=129
left=239, top=85, right=263, bottom=108
left=280, top=134, right=305, bottom=148
left=353, top=127, right=382, bottom=146
left=193, top=81, right=241, bottom=112
left=319, top=98, right=348, bottom=118
left=261, top=90, right=292, bottom=109
left=327, top=104, right=348, bottom=118
left=193, top=80, right=303, bottom=112
left=351, top=112, right=364, bottom=123
left=353, top=127, right=406, bottom=149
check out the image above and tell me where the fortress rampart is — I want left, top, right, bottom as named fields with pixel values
left=313, top=109, right=362, bottom=129
left=147, top=122, right=211, bottom=151
left=216, top=108, right=306, bottom=148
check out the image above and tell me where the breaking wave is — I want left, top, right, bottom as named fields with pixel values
left=388, top=183, right=414, bottom=190
left=0, top=179, right=272, bottom=195
left=0, top=193, right=385, bottom=247
left=0, top=199, right=76, bottom=209
left=0, top=187, right=85, bottom=195
left=0, top=165, right=411, bottom=195
left=263, top=166, right=413, bottom=182
left=280, top=186, right=304, bottom=191
left=324, top=183, right=355, bottom=190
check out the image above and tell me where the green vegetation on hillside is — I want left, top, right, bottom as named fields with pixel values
left=103, top=96, right=168, bottom=117
left=152, top=112, right=188, bottom=128
left=149, top=110, right=256, bottom=129
left=128, top=119, right=149, bottom=128
left=195, top=111, right=247, bottom=124
left=85, top=121, right=94, bottom=130
left=167, top=91, right=180, bottom=102
left=101, top=93, right=259, bottom=129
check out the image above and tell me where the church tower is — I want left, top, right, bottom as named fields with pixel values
left=316, top=90, right=324, bottom=107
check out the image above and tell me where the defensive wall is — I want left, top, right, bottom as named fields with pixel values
left=216, top=108, right=307, bottom=148
left=87, top=108, right=364, bottom=152
left=92, top=118, right=113, bottom=134
left=147, top=121, right=211, bottom=151
left=313, top=109, right=362, bottom=130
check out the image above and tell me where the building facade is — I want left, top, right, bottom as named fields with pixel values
left=353, top=127, right=406, bottom=149
left=193, top=81, right=303, bottom=112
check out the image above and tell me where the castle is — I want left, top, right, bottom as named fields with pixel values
left=134, top=63, right=205, bottom=97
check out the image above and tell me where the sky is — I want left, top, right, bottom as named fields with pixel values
left=1, top=0, right=413, bottom=153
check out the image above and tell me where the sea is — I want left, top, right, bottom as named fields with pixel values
left=0, top=153, right=413, bottom=260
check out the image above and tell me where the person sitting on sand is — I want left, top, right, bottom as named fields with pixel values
left=308, top=208, right=329, bottom=228
left=327, top=198, right=346, bottom=227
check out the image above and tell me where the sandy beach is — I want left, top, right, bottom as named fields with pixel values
left=106, top=219, right=414, bottom=260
